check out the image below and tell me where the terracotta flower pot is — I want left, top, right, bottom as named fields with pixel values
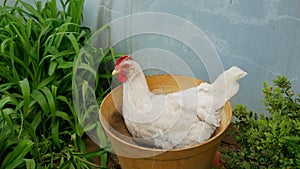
left=99, top=74, right=232, bottom=169
left=212, top=151, right=222, bottom=169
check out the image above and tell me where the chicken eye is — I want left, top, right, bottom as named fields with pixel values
left=120, top=64, right=130, bottom=72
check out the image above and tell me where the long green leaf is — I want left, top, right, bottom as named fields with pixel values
left=67, top=33, right=80, bottom=54
left=31, top=90, right=49, bottom=113
left=3, top=158, right=24, bottom=169
left=36, top=76, right=55, bottom=89
left=51, top=119, right=61, bottom=149
left=55, top=111, right=75, bottom=129
left=30, top=111, right=42, bottom=134
left=41, top=87, right=56, bottom=116
left=58, top=61, right=75, bottom=69
left=0, top=96, right=14, bottom=108
left=77, top=63, right=97, bottom=78
left=48, top=61, right=58, bottom=76
left=18, top=1, right=44, bottom=23
left=24, top=159, right=36, bottom=169
left=19, top=78, right=30, bottom=117
left=0, top=139, right=34, bottom=169
left=1, top=108, right=16, bottom=132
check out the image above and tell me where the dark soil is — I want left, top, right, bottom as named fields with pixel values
left=219, top=124, right=240, bottom=152
left=83, top=136, right=121, bottom=169
left=218, top=124, right=241, bottom=167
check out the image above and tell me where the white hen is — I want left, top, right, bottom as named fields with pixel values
left=112, top=56, right=247, bottom=149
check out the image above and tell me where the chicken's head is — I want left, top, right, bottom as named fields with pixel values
left=112, top=55, right=136, bottom=82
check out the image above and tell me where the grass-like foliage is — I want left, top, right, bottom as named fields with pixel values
left=223, top=76, right=300, bottom=168
left=0, top=0, right=114, bottom=168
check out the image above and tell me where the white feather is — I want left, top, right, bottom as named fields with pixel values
left=120, top=60, right=247, bottom=149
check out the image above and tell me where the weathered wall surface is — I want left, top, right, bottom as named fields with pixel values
left=83, top=0, right=300, bottom=113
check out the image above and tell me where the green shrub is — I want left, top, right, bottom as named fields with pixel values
left=223, top=76, right=300, bottom=168
left=0, top=0, right=114, bottom=168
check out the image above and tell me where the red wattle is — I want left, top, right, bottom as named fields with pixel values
left=118, top=74, right=128, bottom=82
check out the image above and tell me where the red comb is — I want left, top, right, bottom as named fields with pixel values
left=116, top=55, right=132, bottom=67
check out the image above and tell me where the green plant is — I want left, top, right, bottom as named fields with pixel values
left=0, top=0, right=114, bottom=168
left=222, top=76, right=300, bottom=168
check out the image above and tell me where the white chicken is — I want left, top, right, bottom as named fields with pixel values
left=112, top=56, right=247, bottom=149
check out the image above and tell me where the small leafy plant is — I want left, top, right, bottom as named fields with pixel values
left=0, top=0, right=114, bottom=168
left=223, top=76, right=300, bottom=168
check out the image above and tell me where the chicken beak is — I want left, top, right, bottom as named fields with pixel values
left=112, top=69, right=119, bottom=76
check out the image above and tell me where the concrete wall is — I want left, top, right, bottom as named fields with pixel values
left=82, top=0, right=300, bottom=113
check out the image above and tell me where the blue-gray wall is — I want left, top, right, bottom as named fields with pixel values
left=83, top=0, right=300, bottom=114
